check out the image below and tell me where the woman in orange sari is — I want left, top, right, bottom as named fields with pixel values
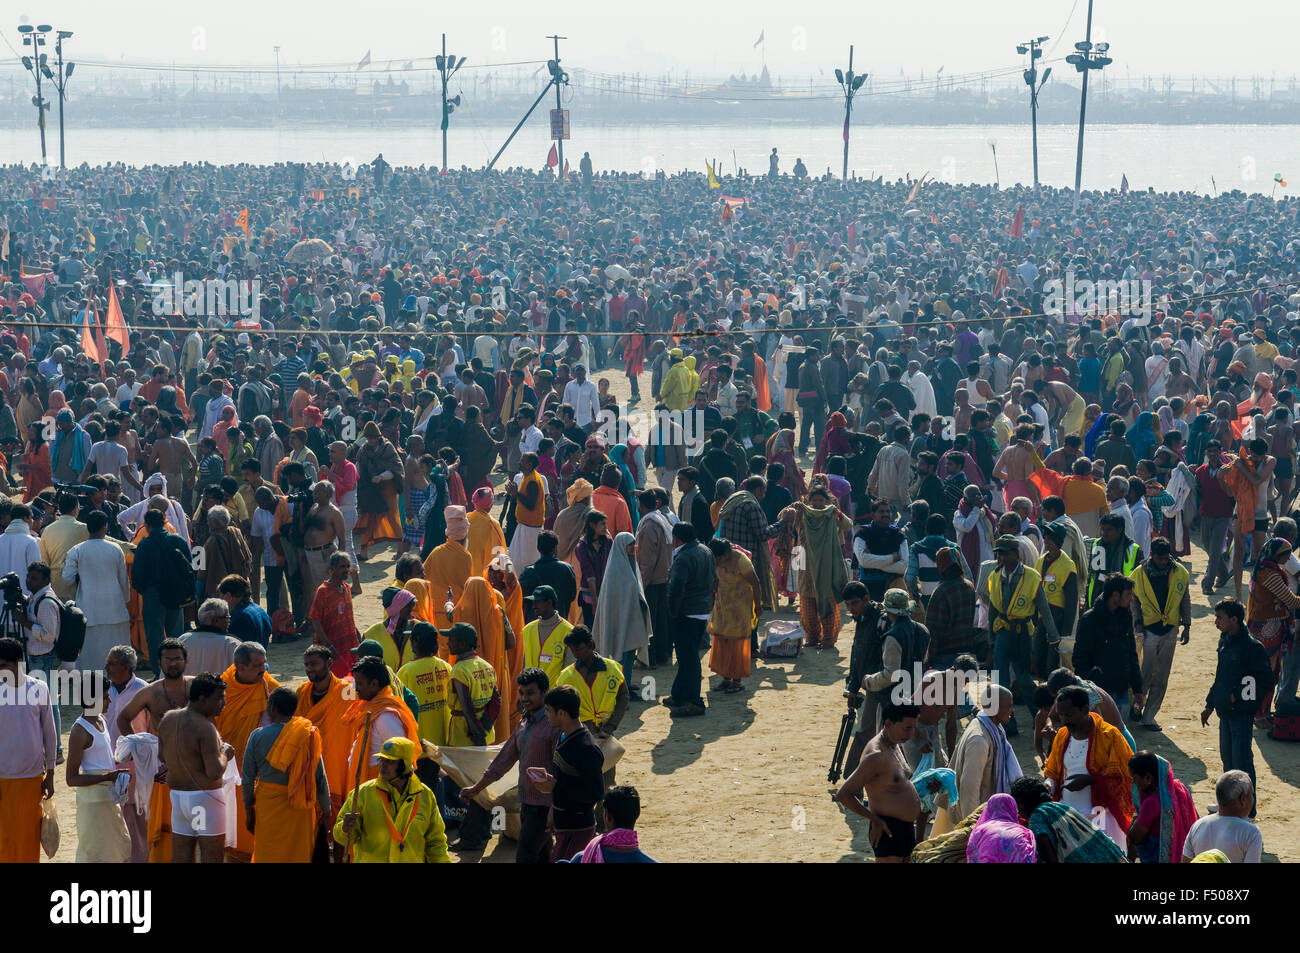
left=450, top=576, right=516, bottom=742
left=19, top=421, right=51, bottom=503
left=355, top=421, right=403, bottom=559
left=488, top=555, right=526, bottom=693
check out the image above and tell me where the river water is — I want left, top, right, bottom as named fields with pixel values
left=0, top=121, right=1291, bottom=195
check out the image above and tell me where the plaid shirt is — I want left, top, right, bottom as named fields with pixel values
left=924, top=576, right=977, bottom=659
left=718, top=499, right=781, bottom=555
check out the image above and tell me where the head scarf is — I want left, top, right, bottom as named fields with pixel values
left=1131, top=753, right=1198, bottom=863
left=965, top=793, right=1036, bottom=863
left=1129, top=411, right=1158, bottom=461
left=385, top=588, right=416, bottom=635
left=566, top=478, right=594, bottom=506
left=48, top=390, right=68, bottom=415
left=118, top=472, right=191, bottom=547
left=444, top=505, right=470, bottom=541
left=591, top=531, right=650, bottom=659
left=1253, top=537, right=1292, bottom=585
left=1084, top=412, right=1116, bottom=458
left=472, top=486, right=494, bottom=512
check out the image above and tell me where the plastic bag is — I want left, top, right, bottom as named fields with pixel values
left=40, top=798, right=59, bottom=859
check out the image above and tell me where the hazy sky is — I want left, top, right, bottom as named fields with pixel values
left=9, top=0, right=1299, bottom=83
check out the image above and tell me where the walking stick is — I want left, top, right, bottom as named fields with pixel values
left=344, top=711, right=373, bottom=863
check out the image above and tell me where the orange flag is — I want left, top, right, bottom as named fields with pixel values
left=235, top=207, right=250, bottom=238
left=81, top=305, right=107, bottom=368
left=104, top=282, right=130, bottom=358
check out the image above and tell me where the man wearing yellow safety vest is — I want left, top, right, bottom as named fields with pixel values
left=1086, top=514, right=1142, bottom=607
left=984, top=534, right=1059, bottom=737
left=520, top=585, right=575, bottom=687
left=555, top=625, right=628, bottom=790
left=1035, top=522, right=1079, bottom=674
left=333, top=736, right=450, bottom=863
left=1127, top=537, right=1191, bottom=734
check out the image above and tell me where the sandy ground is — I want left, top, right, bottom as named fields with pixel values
left=40, top=365, right=1300, bottom=863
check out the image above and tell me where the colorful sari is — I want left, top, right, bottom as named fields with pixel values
left=813, top=411, right=850, bottom=475
left=1026, top=801, right=1127, bottom=863
left=1132, top=754, right=1197, bottom=863
left=966, top=793, right=1036, bottom=863
left=766, top=428, right=807, bottom=499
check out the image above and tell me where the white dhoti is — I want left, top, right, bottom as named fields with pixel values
left=78, top=622, right=132, bottom=672
left=508, top=523, right=541, bottom=571
left=75, top=781, right=132, bottom=863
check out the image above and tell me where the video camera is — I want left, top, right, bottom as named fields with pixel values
left=0, top=571, right=27, bottom=615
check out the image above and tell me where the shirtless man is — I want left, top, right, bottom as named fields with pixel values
left=1268, top=406, right=1296, bottom=517
left=953, top=388, right=972, bottom=435
left=146, top=415, right=196, bottom=495
left=1033, top=378, right=1081, bottom=436
left=901, top=670, right=961, bottom=843
left=302, top=480, right=347, bottom=595
left=992, top=424, right=1042, bottom=513
left=1164, top=358, right=1197, bottom=405
left=157, top=672, right=234, bottom=863
left=1211, top=401, right=1238, bottom=453
left=116, top=638, right=193, bottom=739
left=833, top=700, right=923, bottom=862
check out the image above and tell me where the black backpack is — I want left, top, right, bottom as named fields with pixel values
left=35, top=592, right=88, bottom=664
left=158, top=539, right=197, bottom=610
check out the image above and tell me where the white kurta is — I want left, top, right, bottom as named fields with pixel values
left=62, top=538, right=131, bottom=670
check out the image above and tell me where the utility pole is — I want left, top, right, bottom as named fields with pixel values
left=50, top=30, right=73, bottom=169
left=17, top=22, right=52, bottom=166
left=487, top=39, right=567, bottom=172
left=436, top=34, right=466, bottom=172
left=549, top=34, right=567, bottom=178
left=835, top=46, right=866, bottom=190
left=1017, top=35, right=1051, bottom=189
left=273, top=45, right=281, bottom=113
left=1066, top=0, right=1112, bottom=210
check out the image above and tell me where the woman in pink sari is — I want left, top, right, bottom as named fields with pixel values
left=813, top=411, right=851, bottom=475
left=212, top=405, right=239, bottom=460
left=966, top=793, right=1036, bottom=863
left=766, top=426, right=807, bottom=499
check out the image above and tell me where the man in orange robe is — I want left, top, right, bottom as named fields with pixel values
left=424, top=506, right=474, bottom=656
left=245, top=687, right=328, bottom=863
left=216, top=645, right=280, bottom=862
left=295, top=644, right=353, bottom=827
left=341, top=656, right=420, bottom=801
left=466, top=487, right=509, bottom=576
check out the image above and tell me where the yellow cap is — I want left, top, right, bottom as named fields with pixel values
left=376, top=736, right=416, bottom=764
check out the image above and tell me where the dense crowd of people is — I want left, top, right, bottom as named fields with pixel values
left=0, top=155, right=1297, bottom=863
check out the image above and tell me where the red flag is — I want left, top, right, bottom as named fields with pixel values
left=993, top=266, right=1010, bottom=297
left=843, top=118, right=849, bottom=143
left=104, top=282, right=130, bottom=358
left=1028, top=466, right=1066, bottom=501
left=546, top=144, right=559, bottom=168
left=81, top=304, right=107, bottom=368
left=1009, top=204, right=1024, bottom=238
left=563, top=158, right=570, bottom=179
